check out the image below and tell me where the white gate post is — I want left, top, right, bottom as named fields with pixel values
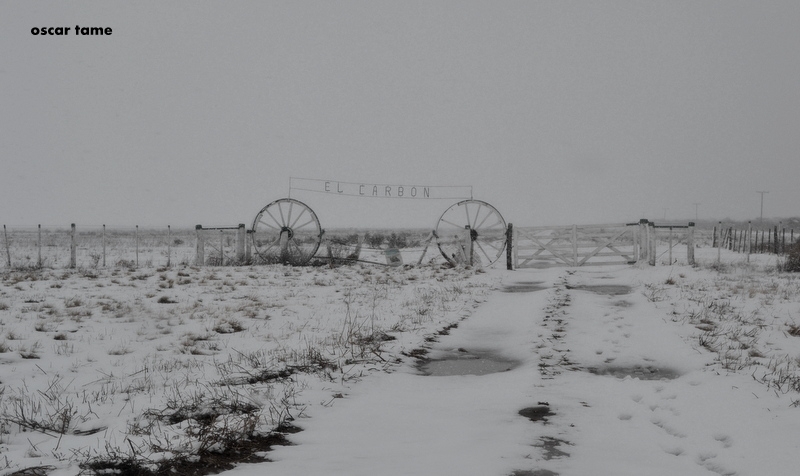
left=246, top=230, right=252, bottom=263
left=513, top=226, right=519, bottom=269
left=463, top=226, right=473, bottom=266
left=280, top=229, right=289, bottom=263
left=638, top=219, right=648, bottom=263
left=195, top=225, right=204, bottom=266
left=668, top=226, right=673, bottom=264
left=571, top=225, right=578, bottom=266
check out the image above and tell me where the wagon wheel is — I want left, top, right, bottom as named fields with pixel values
left=251, top=198, right=323, bottom=265
left=435, top=200, right=506, bottom=267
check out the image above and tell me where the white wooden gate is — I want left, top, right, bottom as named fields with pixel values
left=513, top=224, right=637, bottom=268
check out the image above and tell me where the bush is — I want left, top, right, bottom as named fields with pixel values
left=784, top=242, right=800, bottom=272
left=365, top=233, right=385, bottom=248
left=387, top=232, right=407, bottom=249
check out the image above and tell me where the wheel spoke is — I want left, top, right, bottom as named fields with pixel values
left=471, top=203, right=483, bottom=229
left=277, top=202, right=288, bottom=228
left=289, top=239, right=305, bottom=259
left=259, top=236, right=282, bottom=255
left=481, top=218, right=505, bottom=231
left=286, top=201, right=295, bottom=228
left=474, top=208, right=495, bottom=230
left=289, top=207, right=308, bottom=229
left=440, top=218, right=464, bottom=230
left=481, top=240, right=502, bottom=252
left=474, top=240, right=494, bottom=262
left=258, top=218, right=281, bottom=232
left=293, top=217, right=317, bottom=231
left=264, top=208, right=284, bottom=229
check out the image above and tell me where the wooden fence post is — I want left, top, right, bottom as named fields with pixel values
left=70, top=223, right=76, bottom=269
left=101, top=224, right=106, bottom=267
left=687, top=222, right=695, bottom=265
left=746, top=222, right=752, bottom=262
left=37, top=224, right=42, bottom=268
left=717, top=222, right=722, bottom=264
left=3, top=225, right=10, bottom=268
left=135, top=225, right=139, bottom=267
left=774, top=226, right=779, bottom=254
left=195, top=225, right=204, bottom=266
left=781, top=227, right=786, bottom=254
left=648, top=222, right=656, bottom=266
left=220, top=230, right=225, bottom=266
left=167, top=225, right=172, bottom=267
left=506, top=223, right=513, bottom=270
left=236, top=224, right=245, bottom=263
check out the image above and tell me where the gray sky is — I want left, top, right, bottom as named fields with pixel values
left=2, top=1, right=799, bottom=229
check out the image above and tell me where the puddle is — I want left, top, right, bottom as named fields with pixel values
left=419, top=350, right=518, bottom=376
left=535, top=437, right=572, bottom=460
left=518, top=405, right=555, bottom=422
left=501, top=281, right=548, bottom=293
left=588, top=365, right=681, bottom=380
left=567, top=284, right=632, bottom=295
left=511, top=471, right=559, bottom=476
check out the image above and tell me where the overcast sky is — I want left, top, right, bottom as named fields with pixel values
left=2, top=1, right=798, bottom=229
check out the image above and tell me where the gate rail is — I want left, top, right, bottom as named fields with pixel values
left=509, top=220, right=695, bottom=269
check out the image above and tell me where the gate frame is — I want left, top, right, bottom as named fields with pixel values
left=508, top=220, right=695, bottom=269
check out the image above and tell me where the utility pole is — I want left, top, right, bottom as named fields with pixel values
left=756, top=191, right=769, bottom=223
left=693, top=203, right=701, bottom=221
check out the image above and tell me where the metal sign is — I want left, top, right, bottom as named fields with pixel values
left=289, top=177, right=473, bottom=200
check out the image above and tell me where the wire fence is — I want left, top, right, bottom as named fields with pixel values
left=1, top=225, right=199, bottom=269
left=1, top=225, right=444, bottom=270
left=712, top=223, right=797, bottom=255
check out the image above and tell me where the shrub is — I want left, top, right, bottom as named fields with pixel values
left=784, top=242, right=800, bottom=272
left=387, top=232, right=407, bottom=249
left=366, top=233, right=385, bottom=248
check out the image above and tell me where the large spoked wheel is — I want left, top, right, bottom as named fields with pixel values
left=435, top=200, right=506, bottom=267
left=252, top=198, right=323, bottom=265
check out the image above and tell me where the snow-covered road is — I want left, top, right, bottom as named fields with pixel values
left=231, top=264, right=800, bottom=476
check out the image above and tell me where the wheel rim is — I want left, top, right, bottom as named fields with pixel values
left=251, top=198, right=322, bottom=265
left=435, top=200, right=506, bottom=266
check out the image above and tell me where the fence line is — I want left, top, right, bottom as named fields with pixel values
left=1, top=224, right=200, bottom=270
left=712, top=222, right=796, bottom=261
left=1, top=224, right=443, bottom=270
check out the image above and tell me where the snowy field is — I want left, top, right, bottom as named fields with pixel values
left=1, top=247, right=800, bottom=475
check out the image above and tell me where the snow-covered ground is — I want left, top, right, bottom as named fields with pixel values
left=1, top=247, right=799, bottom=475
